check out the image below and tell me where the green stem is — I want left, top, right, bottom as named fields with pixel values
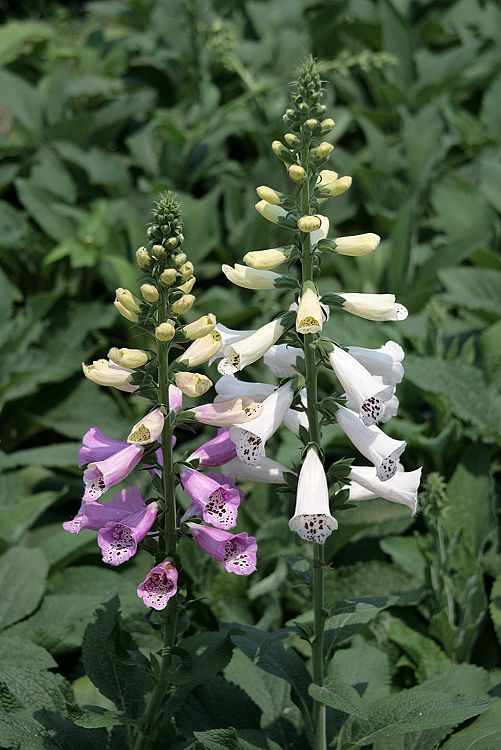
left=300, top=169, right=327, bottom=750
left=132, top=297, right=178, bottom=750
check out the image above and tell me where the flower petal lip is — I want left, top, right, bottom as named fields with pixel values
left=127, top=409, right=165, bottom=445
left=83, top=444, right=144, bottom=500
left=188, top=428, right=237, bottom=467
left=63, top=487, right=145, bottom=534
left=192, top=397, right=263, bottom=427
left=347, top=341, right=404, bottom=385
left=347, top=465, right=422, bottom=515
left=186, top=523, right=257, bottom=575
left=98, top=502, right=157, bottom=566
left=137, top=561, right=178, bottom=610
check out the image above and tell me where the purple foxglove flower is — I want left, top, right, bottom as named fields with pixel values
left=188, top=428, right=237, bottom=467
left=180, top=468, right=241, bottom=529
left=63, top=487, right=145, bottom=534
left=137, top=560, right=178, bottom=610
left=83, top=444, right=144, bottom=500
left=186, top=522, right=257, bottom=575
left=98, top=502, right=158, bottom=566
left=192, top=398, right=262, bottom=427
left=169, top=384, right=183, bottom=413
left=78, top=427, right=129, bottom=467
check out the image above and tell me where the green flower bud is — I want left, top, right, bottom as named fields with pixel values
left=173, top=252, right=187, bottom=266
left=152, top=244, right=165, bottom=259
left=314, top=142, right=334, bottom=159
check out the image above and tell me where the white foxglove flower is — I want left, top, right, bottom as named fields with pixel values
left=283, top=408, right=309, bottom=435
left=348, top=465, right=422, bottom=515
left=329, top=345, right=393, bottom=426
left=336, top=405, right=406, bottom=481
left=215, top=375, right=276, bottom=402
left=379, top=394, right=399, bottom=423
left=82, top=359, right=136, bottom=392
left=220, top=457, right=288, bottom=484
left=333, top=233, right=380, bottom=256
left=310, top=215, right=329, bottom=248
left=243, top=247, right=289, bottom=270
left=229, top=382, right=294, bottom=464
left=289, top=448, right=338, bottom=544
left=336, top=293, right=408, bottom=322
left=296, top=285, right=323, bottom=334
left=222, top=263, right=280, bottom=290
left=347, top=341, right=404, bottom=386
left=264, top=344, right=304, bottom=378
left=210, top=324, right=255, bottom=363
left=218, top=319, right=285, bottom=374
left=178, top=330, right=223, bottom=368
left=255, top=200, right=288, bottom=225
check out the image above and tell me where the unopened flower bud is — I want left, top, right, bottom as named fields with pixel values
left=298, top=102, right=308, bottom=113
left=284, top=133, right=300, bottom=148
left=160, top=268, right=177, bottom=286
left=271, top=140, right=291, bottom=161
left=136, top=247, right=151, bottom=268
left=155, top=321, right=176, bottom=341
left=179, top=261, right=194, bottom=280
left=255, top=200, right=289, bottom=225
left=166, top=236, right=179, bottom=249
left=172, top=294, right=195, bottom=315
left=178, top=330, right=222, bottom=368
left=297, top=215, right=322, bottom=233
left=173, top=252, right=187, bottom=266
left=316, top=171, right=352, bottom=198
left=175, top=372, right=212, bottom=398
left=320, top=118, right=335, bottom=134
left=288, top=164, right=306, bottom=182
left=243, top=247, right=289, bottom=270
left=140, top=283, right=160, bottom=303
left=314, top=142, right=334, bottom=159
left=334, top=233, right=380, bottom=256
left=108, top=347, right=149, bottom=368
left=115, top=288, right=141, bottom=323
left=182, top=313, right=217, bottom=340
left=304, top=118, right=318, bottom=131
left=178, top=276, right=196, bottom=294
left=152, top=244, right=165, bottom=259
left=256, top=186, right=285, bottom=206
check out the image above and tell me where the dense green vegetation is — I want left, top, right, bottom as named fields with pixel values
left=1, top=1, right=501, bottom=748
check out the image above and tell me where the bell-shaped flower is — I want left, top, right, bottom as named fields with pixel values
left=78, top=427, right=129, bottom=467
left=192, top=397, right=263, bottom=427
left=214, top=375, right=276, bottom=403
left=333, top=233, right=380, bottom=256
left=243, top=247, right=290, bottom=270
left=329, top=345, right=393, bottom=426
left=347, top=341, right=404, bottom=386
left=335, top=293, right=408, bottom=322
left=264, top=344, right=304, bottom=378
left=180, top=468, right=241, bottom=529
left=82, top=359, right=136, bottom=392
left=289, top=449, right=338, bottom=544
left=178, top=330, right=223, bottom=368
left=296, top=284, right=323, bottom=334
left=336, top=405, right=406, bottom=481
left=83, top=444, right=144, bottom=501
left=186, top=523, right=257, bottom=575
left=222, top=263, right=280, bottom=290
left=98, top=502, right=158, bottom=566
left=137, top=560, right=178, bottom=610
left=348, top=465, right=421, bottom=515
left=230, top=382, right=294, bottom=464
left=127, top=409, right=164, bottom=445
left=182, top=314, right=216, bottom=340
left=63, top=487, right=145, bottom=534
left=218, top=319, right=285, bottom=374
left=283, top=408, right=309, bottom=435
left=188, top=428, right=237, bottom=467
left=220, top=456, right=288, bottom=484
left=379, top=394, right=399, bottom=423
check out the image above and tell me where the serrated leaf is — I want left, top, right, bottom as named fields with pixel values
left=193, top=727, right=239, bottom=750
left=439, top=701, right=501, bottom=750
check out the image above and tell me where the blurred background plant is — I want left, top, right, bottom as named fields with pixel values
left=1, top=1, right=501, bottom=748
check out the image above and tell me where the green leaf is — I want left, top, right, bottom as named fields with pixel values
left=388, top=198, right=415, bottom=293
left=0, top=492, right=61, bottom=549
left=383, top=614, right=452, bottom=682
left=309, top=678, right=364, bottom=716
left=193, top=728, right=239, bottom=750
left=82, top=596, right=152, bottom=718
left=439, top=267, right=501, bottom=317
left=0, top=20, right=52, bottom=65
left=0, top=443, right=80, bottom=469
left=0, top=70, right=42, bottom=135
left=0, top=709, right=107, bottom=750
left=489, top=574, right=501, bottom=647
left=0, top=547, right=48, bottom=631
left=15, top=179, right=75, bottom=241
left=440, top=701, right=501, bottom=750
left=324, top=597, right=398, bottom=651
left=329, top=636, right=391, bottom=704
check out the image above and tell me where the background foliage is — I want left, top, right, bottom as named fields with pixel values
left=1, top=0, right=501, bottom=748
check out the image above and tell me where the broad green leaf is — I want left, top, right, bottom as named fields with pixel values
left=329, top=636, right=390, bottom=704
left=0, top=20, right=52, bottom=65
left=323, top=597, right=398, bottom=651
left=383, top=614, right=452, bottom=682
left=193, top=728, right=239, bottom=750
left=0, top=443, right=80, bottom=469
left=490, top=573, right=501, bottom=647
left=308, top=678, right=364, bottom=716
left=440, top=701, right=501, bottom=750
left=0, top=492, right=61, bottom=548
left=0, top=70, right=42, bottom=135
left=439, top=267, right=501, bottom=317
left=0, top=547, right=48, bottom=631
left=15, top=179, right=75, bottom=241
left=0, top=708, right=107, bottom=750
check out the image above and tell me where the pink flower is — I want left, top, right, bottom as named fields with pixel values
left=188, top=428, right=237, bottom=467
left=83, top=444, right=144, bottom=500
left=137, top=561, right=178, bottom=610
left=180, top=468, right=241, bottom=529
left=169, top=384, right=183, bottom=413
left=78, top=427, right=129, bottom=467
left=98, top=502, right=158, bottom=566
left=63, top=487, right=145, bottom=534
left=192, top=398, right=262, bottom=427
left=186, top=522, right=257, bottom=575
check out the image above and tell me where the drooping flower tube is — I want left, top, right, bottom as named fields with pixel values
left=333, top=293, right=408, bottom=322
left=175, top=372, right=212, bottom=398
left=177, top=330, right=223, bottom=368
left=328, top=345, right=393, bottom=426
left=243, top=247, right=290, bottom=270
left=211, top=324, right=256, bottom=360
left=218, top=319, right=286, bottom=375
left=168, top=384, right=183, bottom=413
left=192, top=397, right=263, bottom=427
left=214, top=375, right=276, bottom=403
left=186, top=523, right=257, bottom=575
left=310, top=214, right=329, bottom=248
left=127, top=409, right=165, bottom=445
left=82, top=444, right=144, bottom=501
left=219, top=456, right=288, bottom=484
left=229, top=382, right=294, bottom=464
left=188, top=428, right=237, bottom=467
left=254, top=200, right=289, bottom=225
left=98, top=502, right=158, bottom=566
left=347, top=341, right=404, bottom=386
left=180, top=468, right=241, bottom=529
left=222, top=264, right=281, bottom=290
left=82, top=359, right=136, bottom=392
left=78, top=427, right=130, bottom=467
left=336, top=405, right=406, bottom=481
left=264, top=343, right=304, bottom=378
left=296, top=284, right=324, bottom=334
left=289, top=448, right=338, bottom=544
left=63, top=487, right=145, bottom=534
left=347, top=465, right=422, bottom=515
left=137, top=560, right=178, bottom=610
left=332, top=233, right=380, bottom=257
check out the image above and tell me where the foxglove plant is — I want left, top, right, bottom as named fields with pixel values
left=208, top=57, right=422, bottom=749
left=64, top=193, right=260, bottom=749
